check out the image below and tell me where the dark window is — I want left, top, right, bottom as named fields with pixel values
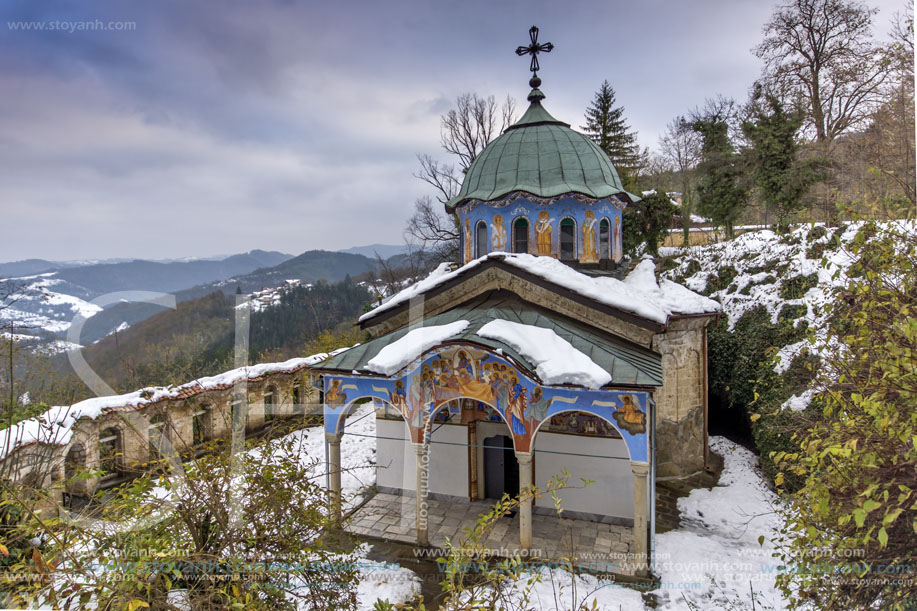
left=65, top=443, right=85, bottom=480
left=148, top=414, right=167, bottom=461
left=99, top=428, right=121, bottom=478
left=513, top=218, right=529, bottom=253
left=599, top=219, right=611, bottom=259
left=231, top=393, right=245, bottom=432
left=193, top=407, right=211, bottom=445
left=560, top=218, right=576, bottom=260
left=264, top=385, right=275, bottom=422
left=475, top=221, right=488, bottom=258
left=292, top=385, right=302, bottom=413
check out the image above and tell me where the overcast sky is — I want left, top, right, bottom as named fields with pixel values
left=0, top=0, right=906, bottom=262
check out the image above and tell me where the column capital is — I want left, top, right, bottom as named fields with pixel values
left=630, top=461, right=650, bottom=477
left=515, top=451, right=534, bottom=465
left=325, top=432, right=343, bottom=444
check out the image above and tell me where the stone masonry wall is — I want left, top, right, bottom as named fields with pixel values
left=652, top=318, right=710, bottom=478
left=4, top=369, right=321, bottom=500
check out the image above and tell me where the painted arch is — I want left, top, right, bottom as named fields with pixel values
left=322, top=343, right=650, bottom=462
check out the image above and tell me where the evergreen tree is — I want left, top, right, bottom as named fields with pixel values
left=742, top=89, right=827, bottom=231
left=693, top=113, right=748, bottom=239
left=582, top=80, right=643, bottom=187
left=621, top=190, right=677, bottom=257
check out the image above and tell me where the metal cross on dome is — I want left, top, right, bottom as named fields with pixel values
left=515, top=26, right=553, bottom=79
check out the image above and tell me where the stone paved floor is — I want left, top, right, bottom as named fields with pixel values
left=346, top=493, right=637, bottom=575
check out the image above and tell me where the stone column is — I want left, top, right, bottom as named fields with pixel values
left=631, top=461, right=650, bottom=576
left=327, top=433, right=343, bottom=526
left=414, top=443, right=430, bottom=546
left=517, top=452, right=534, bottom=551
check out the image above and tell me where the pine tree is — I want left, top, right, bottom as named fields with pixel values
left=693, top=114, right=748, bottom=239
left=581, top=80, right=643, bottom=186
left=742, top=89, right=827, bottom=231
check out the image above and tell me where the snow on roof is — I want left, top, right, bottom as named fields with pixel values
left=477, top=319, right=611, bottom=389
left=0, top=353, right=330, bottom=460
left=625, top=258, right=721, bottom=320
left=360, top=252, right=720, bottom=325
left=365, top=321, right=469, bottom=375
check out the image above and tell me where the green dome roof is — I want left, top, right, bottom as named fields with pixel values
left=446, top=94, right=637, bottom=210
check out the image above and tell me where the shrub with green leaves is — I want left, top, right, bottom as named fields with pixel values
left=6, top=434, right=360, bottom=610
left=771, top=220, right=917, bottom=610
left=778, top=273, right=818, bottom=299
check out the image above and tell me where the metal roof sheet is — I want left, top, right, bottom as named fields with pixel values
left=318, top=293, right=662, bottom=387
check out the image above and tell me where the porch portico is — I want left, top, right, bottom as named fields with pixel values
left=316, top=296, right=661, bottom=575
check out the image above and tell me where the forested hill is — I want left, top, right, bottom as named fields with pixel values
left=73, top=276, right=371, bottom=394
left=80, top=250, right=378, bottom=344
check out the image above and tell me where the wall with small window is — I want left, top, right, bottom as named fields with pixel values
left=456, top=192, right=626, bottom=265
left=47, top=368, right=321, bottom=499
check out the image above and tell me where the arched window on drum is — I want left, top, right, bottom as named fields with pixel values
left=599, top=218, right=611, bottom=260
left=475, top=221, right=488, bottom=258
left=560, top=217, right=576, bottom=260
left=513, top=217, right=529, bottom=253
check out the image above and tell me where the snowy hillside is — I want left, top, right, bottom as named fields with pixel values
left=0, top=273, right=102, bottom=352
left=659, top=222, right=883, bottom=412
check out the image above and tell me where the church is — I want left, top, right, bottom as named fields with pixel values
left=316, top=27, right=719, bottom=577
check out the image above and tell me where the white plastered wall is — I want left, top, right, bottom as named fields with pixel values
left=533, top=432, right=634, bottom=520
left=376, top=418, right=469, bottom=498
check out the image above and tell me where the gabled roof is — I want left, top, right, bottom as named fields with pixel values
left=359, top=253, right=720, bottom=330
left=318, top=292, right=663, bottom=388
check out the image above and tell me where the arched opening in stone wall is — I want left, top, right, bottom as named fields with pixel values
left=148, top=413, right=168, bottom=461
left=98, top=427, right=122, bottom=480
left=65, top=443, right=86, bottom=480
left=292, top=384, right=302, bottom=413
left=192, top=404, right=212, bottom=446
left=231, top=392, right=245, bottom=432
left=263, top=385, right=276, bottom=422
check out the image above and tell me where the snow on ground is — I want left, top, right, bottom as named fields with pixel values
left=495, top=566, right=647, bottom=610
left=354, top=544, right=422, bottom=611
left=236, top=404, right=420, bottom=610
left=477, top=319, right=611, bottom=388
left=261, top=403, right=377, bottom=508
left=652, top=437, right=787, bottom=610
left=0, top=274, right=101, bottom=335
left=427, top=436, right=787, bottom=611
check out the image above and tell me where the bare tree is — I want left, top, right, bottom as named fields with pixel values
left=877, top=3, right=916, bottom=205
left=658, top=116, right=703, bottom=244
left=440, top=93, right=517, bottom=172
left=755, top=0, right=891, bottom=144
left=406, top=94, right=517, bottom=265
left=405, top=195, right=460, bottom=264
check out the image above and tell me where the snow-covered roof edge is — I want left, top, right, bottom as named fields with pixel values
left=360, top=252, right=720, bottom=325
left=0, top=352, right=334, bottom=460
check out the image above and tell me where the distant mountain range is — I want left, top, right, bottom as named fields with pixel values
left=338, top=243, right=410, bottom=259
left=1, top=248, right=408, bottom=349
left=0, top=245, right=418, bottom=350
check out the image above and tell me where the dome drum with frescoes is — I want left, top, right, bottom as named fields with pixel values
left=448, top=27, right=638, bottom=267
